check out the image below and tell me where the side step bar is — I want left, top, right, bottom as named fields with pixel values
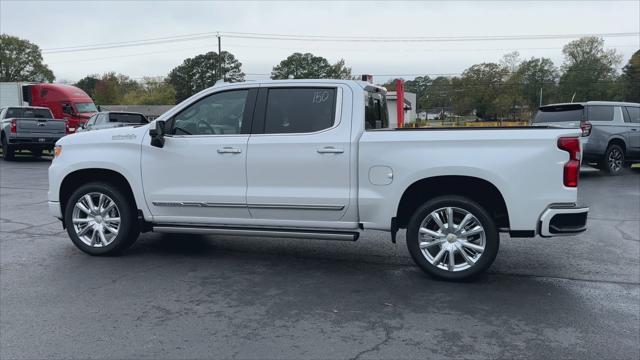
left=152, top=225, right=360, bottom=242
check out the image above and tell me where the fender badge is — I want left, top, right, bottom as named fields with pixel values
left=112, top=134, right=136, bottom=140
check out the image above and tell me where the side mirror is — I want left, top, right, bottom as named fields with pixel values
left=149, top=120, right=166, bottom=148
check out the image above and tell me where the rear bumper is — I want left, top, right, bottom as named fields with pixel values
left=538, top=205, right=589, bottom=237
left=7, top=136, right=60, bottom=148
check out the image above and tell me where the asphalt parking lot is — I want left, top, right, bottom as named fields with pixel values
left=1, top=157, right=638, bottom=360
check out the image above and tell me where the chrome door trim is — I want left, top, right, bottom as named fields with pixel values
left=153, top=225, right=359, bottom=241
left=152, top=201, right=345, bottom=211
left=152, top=201, right=246, bottom=208
left=248, top=203, right=345, bottom=211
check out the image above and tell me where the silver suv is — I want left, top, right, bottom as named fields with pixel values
left=533, top=101, right=640, bottom=175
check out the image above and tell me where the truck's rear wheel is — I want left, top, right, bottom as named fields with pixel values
left=64, top=182, right=139, bottom=256
left=601, top=144, right=625, bottom=176
left=1, top=135, right=15, bottom=161
left=406, top=195, right=499, bottom=280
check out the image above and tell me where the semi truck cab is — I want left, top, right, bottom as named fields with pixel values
left=0, top=82, right=98, bottom=133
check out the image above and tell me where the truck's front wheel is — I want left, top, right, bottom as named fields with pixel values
left=406, top=195, right=499, bottom=280
left=64, top=182, right=140, bottom=256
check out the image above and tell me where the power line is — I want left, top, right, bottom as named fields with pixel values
left=46, top=42, right=637, bottom=65
left=42, top=30, right=640, bottom=54
left=223, top=31, right=640, bottom=43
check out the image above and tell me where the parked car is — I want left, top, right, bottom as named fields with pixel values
left=1, top=106, right=66, bottom=160
left=0, top=82, right=98, bottom=133
left=79, top=111, right=149, bottom=132
left=532, top=101, right=640, bottom=175
left=48, top=80, right=588, bottom=280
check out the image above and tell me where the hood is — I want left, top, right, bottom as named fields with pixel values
left=76, top=112, right=96, bottom=119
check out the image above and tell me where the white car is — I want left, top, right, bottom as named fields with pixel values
left=48, top=80, right=588, bottom=280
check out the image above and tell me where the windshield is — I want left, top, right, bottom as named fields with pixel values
left=533, top=107, right=584, bottom=123
left=365, top=91, right=389, bottom=129
left=6, top=107, right=52, bottom=119
left=75, top=102, right=98, bottom=113
left=109, top=113, right=148, bottom=124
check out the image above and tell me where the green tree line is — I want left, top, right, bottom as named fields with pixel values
left=2, top=34, right=638, bottom=115
left=383, top=38, right=639, bottom=119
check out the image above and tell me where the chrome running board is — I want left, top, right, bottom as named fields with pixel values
left=152, top=225, right=359, bottom=241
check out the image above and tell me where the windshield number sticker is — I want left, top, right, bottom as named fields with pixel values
left=312, top=91, right=330, bottom=104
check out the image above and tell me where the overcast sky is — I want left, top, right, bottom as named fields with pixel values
left=1, top=0, right=638, bottom=83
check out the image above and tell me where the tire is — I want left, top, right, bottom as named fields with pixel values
left=406, top=195, right=499, bottom=281
left=64, top=182, right=139, bottom=256
left=1, top=135, right=15, bottom=161
left=601, top=144, right=625, bottom=176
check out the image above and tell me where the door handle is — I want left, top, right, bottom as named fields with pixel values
left=217, top=147, right=242, bottom=154
left=631, top=128, right=638, bottom=131
left=317, top=146, right=344, bottom=154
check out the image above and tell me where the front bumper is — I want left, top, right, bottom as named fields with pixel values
left=48, top=201, right=62, bottom=219
left=538, top=205, right=589, bottom=237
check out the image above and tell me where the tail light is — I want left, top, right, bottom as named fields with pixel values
left=558, top=137, right=581, bottom=187
left=580, top=120, right=592, bottom=137
left=9, top=119, right=16, bottom=133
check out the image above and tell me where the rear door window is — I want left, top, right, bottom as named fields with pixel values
left=95, top=114, right=108, bottom=125
left=6, top=108, right=52, bottom=119
left=624, top=107, right=639, bottom=123
left=365, top=91, right=389, bottom=129
left=587, top=106, right=614, bottom=122
left=263, top=88, right=336, bottom=134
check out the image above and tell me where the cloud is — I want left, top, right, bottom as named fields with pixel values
left=1, top=0, right=638, bottom=82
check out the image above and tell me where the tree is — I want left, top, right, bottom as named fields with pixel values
left=327, top=59, right=353, bottom=79
left=497, top=52, right=524, bottom=118
left=381, top=78, right=402, bottom=91
left=167, top=51, right=244, bottom=102
left=93, top=72, right=140, bottom=105
left=621, top=50, right=640, bottom=102
left=74, top=75, right=100, bottom=98
left=515, top=57, right=559, bottom=109
left=558, top=37, right=622, bottom=102
left=420, top=76, right=451, bottom=111
left=122, top=77, right=176, bottom=105
left=454, top=63, right=509, bottom=119
left=271, top=52, right=352, bottom=80
left=0, top=34, right=54, bottom=82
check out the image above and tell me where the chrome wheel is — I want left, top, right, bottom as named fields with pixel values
left=71, top=192, right=120, bottom=248
left=608, top=148, right=623, bottom=173
left=418, top=207, right=486, bottom=272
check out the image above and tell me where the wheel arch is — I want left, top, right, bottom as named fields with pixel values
left=59, top=168, right=138, bottom=218
left=607, top=137, right=627, bottom=154
left=395, top=175, right=509, bottom=230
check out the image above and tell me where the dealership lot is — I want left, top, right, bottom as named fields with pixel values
left=1, top=158, right=638, bottom=359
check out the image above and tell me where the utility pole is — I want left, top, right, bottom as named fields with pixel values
left=539, top=87, right=543, bottom=107
left=217, top=32, right=223, bottom=81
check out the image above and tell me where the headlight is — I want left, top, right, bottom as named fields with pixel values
left=54, top=145, right=62, bottom=158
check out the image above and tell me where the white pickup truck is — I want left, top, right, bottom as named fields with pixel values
left=48, top=80, right=588, bottom=280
